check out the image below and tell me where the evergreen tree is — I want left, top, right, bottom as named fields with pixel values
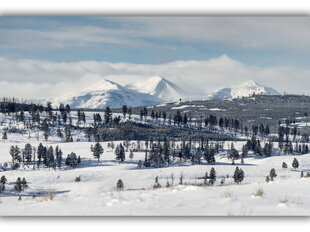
left=24, top=143, right=32, bottom=164
left=179, top=172, right=184, bottom=185
left=55, top=145, right=63, bottom=168
left=42, top=119, right=49, bottom=141
left=37, top=143, right=44, bottom=168
left=282, top=162, right=288, bottom=169
left=233, top=167, right=244, bottom=184
left=115, top=143, right=125, bottom=163
left=128, top=107, right=132, bottom=120
left=209, top=167, right=216, bottom=185
left=0, top=175, right=7, bottom=191
left=104, top=107, right=112, bottom=124
left=138, top=160, right=142, bottom=168
left=10, top=145, right=22, bottom=169
left=269, top=168, right=277, bottom=181
left=2, top=131, right=7, bottom=140
left=14, top=177, right=22, bottom=193
left=116, top=179, right=124, bottom=191
left=122, top=105, right=128, bottom=118
left=21, top=178, right=28, bottom=190
left=153, top=176, right=161, bottom=189
left=292, top=158, right=299, bottom=169
left=90, top=142, right=104, bottom=162
left=65, top=152, right=78, bottom=169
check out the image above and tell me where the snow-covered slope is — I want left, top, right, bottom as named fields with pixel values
left=126, top=76, right=186, bottom=102
left=209, top=80, right=280, bottom=100
left=51, top=79, right=163, bottom=109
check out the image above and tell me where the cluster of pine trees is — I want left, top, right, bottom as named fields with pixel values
left=9, top=143, right=80, bottom=170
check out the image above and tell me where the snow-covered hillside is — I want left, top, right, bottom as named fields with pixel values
left=209, top=80, right=280, bottom=100
left=126, top=76, right=187, bottom=102
left=51, top=79, right=163, bottom=109
left=1, top=109, right=310, bottom=216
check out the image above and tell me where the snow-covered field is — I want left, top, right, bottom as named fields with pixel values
left=0, top=110, right=310, bottom=216
left=1, top=140, right=310, bottom=216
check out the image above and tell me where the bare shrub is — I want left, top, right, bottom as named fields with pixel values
left=253, top=187, right=264, bottom=197
left=222, top=191, right=232, bottom=199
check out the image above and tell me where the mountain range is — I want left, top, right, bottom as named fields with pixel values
left=48, top=77, right=280, bottom=109
left=51, top=79, right=163, bottom=109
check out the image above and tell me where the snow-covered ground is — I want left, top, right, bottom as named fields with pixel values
left=1, top=140, right=310, bottom=216
left=0, top=110, right=310, bottom=216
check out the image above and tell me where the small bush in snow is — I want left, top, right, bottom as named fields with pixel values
left=282, top=162, right=287, bottom=169
left=253, top=187, right=264, bottom=197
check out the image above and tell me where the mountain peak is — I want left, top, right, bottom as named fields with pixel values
left=126, top=75, right=186, bottom=102
left=82, top=79, right=120, bottom=93
left=209, top=80, right=279, bottom=100
left=242, top=80, right=259, bottom=87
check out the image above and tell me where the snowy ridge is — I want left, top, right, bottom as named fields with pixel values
left=126, top=76, right=187, bottom=102
left=208, top=80, right=280, bottom=100
left=51, top=79, right=163, bottom=109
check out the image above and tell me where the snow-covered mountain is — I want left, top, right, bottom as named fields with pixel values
left=126, top=76, right=187, bottom=102
left=208, top=80, right=280, bottom=100
left=51, top=79, right=163, bottom=109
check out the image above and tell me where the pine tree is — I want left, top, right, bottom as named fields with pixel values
left=2, top=131, right=7, bottom=140
left=104, top=107, right=112, bottom=124
left=0, top=175, right=7, bottom=191
left=209, top=167, right=216, bottom=185
left=116, top=179, right=124, bottom=191
left=138, top=160, right=142, bottom=168
left=269, top=168, right=277, bottom=181
left=179, top=172, right=184, bottom=185
left=233, top=167, right=244, bottom=184
left=115, top=143, right=125, bottom=163
left=220, top=177, right=225, bottom=185
left=292, top=158, right=299, bottom=169
left=42, top=119, right=49, bottom=141
left=10, top=145, right=22, bottom=169
left=65, top=152, right=78, bottom=169
left=282, top=162, right=288, bottom=169
left=55, top=145, right=63, bottom=168
left=128, top=107, right=132, bottom=120
left=21, top=178, right=28, bottom=190
left=122, top=105, right=128, bottom=118
left=153, top=176, right=161, bottom=189
left=14, top=177, right=22, bottom=193
left=24, top=143, right=32, bottom=164
left=90, top=142, right=104, bottom=162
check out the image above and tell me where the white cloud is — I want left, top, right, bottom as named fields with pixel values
left=1, top=55, right=310, bottom=100
left=1, top=17, right=310, bottom=52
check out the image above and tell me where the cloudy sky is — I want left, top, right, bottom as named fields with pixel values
left=1, top=16, right=310, bottom=99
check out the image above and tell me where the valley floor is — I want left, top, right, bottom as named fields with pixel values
left=1, top=141, right=310, bottom=216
